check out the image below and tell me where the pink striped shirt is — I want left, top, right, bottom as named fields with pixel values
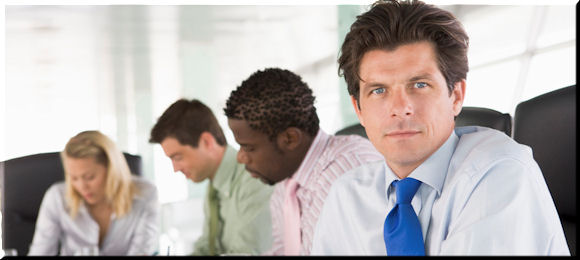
left=265, top=129, right=383, bottom=255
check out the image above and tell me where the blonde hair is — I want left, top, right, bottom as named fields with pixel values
left=61, top=130, right=137, bottom=218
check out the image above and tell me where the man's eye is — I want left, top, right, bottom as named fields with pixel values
left=371, top=88, right=385, bottom=95
left=243, top=146, right=254, bottom=152
left=414, top=82, right=428, bottom=88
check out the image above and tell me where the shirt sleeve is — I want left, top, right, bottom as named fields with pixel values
left=439, top=157, right=570, bottom=255
left=28, top=184, right=63, bottom=256
left=127, top=182, right=160, bottom=256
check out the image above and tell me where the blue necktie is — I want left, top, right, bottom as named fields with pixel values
left=383, top=177, right=425, bottom=256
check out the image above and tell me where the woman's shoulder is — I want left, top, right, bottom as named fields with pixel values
left=39, top=181, right=68, bottom=213
left=131, top=176, right=158, bottom=200
left=45, top=181, right=66, bottom=198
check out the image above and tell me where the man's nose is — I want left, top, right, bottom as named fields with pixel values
left=389, top=87, right=413, bottom=118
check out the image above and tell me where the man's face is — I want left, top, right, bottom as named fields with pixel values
left=160, top=136, right=212, bottom=183
left=354, top=41, right=464, bottom=177
left=228, top=118, right=292, bottom=185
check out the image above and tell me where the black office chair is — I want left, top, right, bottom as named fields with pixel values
left=0, top=151, right=142, bottom=256
left=456, top=106, right=512, bottom=136
left=335, top=123, right=368, bottom=139
left=513, top=85, right=576, bottom=256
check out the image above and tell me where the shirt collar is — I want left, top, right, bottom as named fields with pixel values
left=211, top=145, right=239, bottom=194
left=289, top=129, right=330, bottom=187
left=384, top=130, right=459, bottom=196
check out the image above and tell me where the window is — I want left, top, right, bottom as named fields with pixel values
left=454, top=4, right=575, bottom=115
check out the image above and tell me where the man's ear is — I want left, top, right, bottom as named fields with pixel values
left=451, top=79, right=466, bottom=116
left=276, top=127, right=302, bottom=151
left=199, top=132, right=216, bottom=149
left=351, top=95, right=365, bottom=127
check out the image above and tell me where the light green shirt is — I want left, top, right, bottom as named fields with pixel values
left=192, top=145, right=273, bottom=255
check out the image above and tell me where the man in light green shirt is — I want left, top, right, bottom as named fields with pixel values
left=149, top=99, right=273, bottom=255
left=191, top=145, right=273, bottom=255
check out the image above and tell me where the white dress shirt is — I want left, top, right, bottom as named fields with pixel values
left=28, top=176, right=159, bottom=256
left=311, top=126, right=570, bottom=256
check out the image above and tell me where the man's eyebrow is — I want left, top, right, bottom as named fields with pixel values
left=361, top=82, right=388, bottom=89
left=409, top=73, right=435, bottom=82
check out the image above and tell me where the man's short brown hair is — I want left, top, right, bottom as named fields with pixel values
left=149, top=99, right=226, bottom=147
left=339, top=0, right=469, bottom=105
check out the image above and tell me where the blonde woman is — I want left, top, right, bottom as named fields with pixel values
left=28, top=130, right=159, bottom=256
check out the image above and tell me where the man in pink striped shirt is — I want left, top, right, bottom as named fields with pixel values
left=224, top=68, right=383, bottom=255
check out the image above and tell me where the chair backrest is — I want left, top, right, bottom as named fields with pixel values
left=335, top=123, right=368, bottom=139
left=0, top=151, right=142, bottom=256
left=513, top=85, right=576, bottom=256
left=455, top=106, right=512, bottom=136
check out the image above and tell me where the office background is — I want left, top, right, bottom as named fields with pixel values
left=1, top=0, right=576, bottom=254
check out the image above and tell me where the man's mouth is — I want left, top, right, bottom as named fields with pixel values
left=386, top=130, right=421, bottom=138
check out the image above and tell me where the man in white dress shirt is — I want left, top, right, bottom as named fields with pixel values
left=311, top=0, right=570, bottom=256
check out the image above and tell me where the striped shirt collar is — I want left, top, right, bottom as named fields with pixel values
left=288, top=129, right=330, bottom=187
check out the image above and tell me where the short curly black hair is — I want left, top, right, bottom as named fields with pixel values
left=224, top=68, right=320, bottom=141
